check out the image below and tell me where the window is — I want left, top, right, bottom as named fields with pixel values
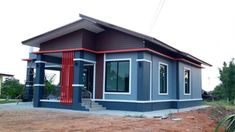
left=159, top=63, right=168, bottom=94
left=184, top=68, right=191, bottom=95
left=105, top=61, right=130, bottom=92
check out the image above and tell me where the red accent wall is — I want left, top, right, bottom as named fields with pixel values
left=60, top=51, right=74, bottom=104
left=95, top=54, right=104, bottom=99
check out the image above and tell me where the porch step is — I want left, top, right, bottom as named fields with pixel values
left=82, top=99, right=106, bottom=111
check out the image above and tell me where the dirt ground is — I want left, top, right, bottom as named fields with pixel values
left=0, top=107, right=224, bottom=132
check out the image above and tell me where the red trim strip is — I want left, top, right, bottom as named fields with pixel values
left=32, top=48, right=203, bottom=68
left=22, top=58, right=33, bottom=61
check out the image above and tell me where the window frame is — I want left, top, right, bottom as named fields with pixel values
left=158, top=62, right=168, bottom=95
left=184, top=67, right=191, bottom=95
left=104, top=58, right=131, bottom=95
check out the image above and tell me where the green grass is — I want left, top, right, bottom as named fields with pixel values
left=203, top=100, right=235, bottom=110
left=0, top=99, right=17, bottom=104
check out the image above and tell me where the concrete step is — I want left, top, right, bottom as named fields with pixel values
left=82, top=103, right=102, bottom=108
left=89, top=107, right=106, bottom=111
left=82, top=103, right=105, bottom=110
left=81, top=99, right=106, bottom=111
left=82, top=101, right=100, bottom=106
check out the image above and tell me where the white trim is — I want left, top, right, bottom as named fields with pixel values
left=102, top=54, right=106, bottom=99
left=35, top=61, right=46, bottom=64
left=26, top=85, right=33, bottom=87
left=150, top=60, right=152, bottom=100
left=104, top=92, right=131, bottom=95
left=33, top=84, right=45, bottom=87
left=92, top=98, right=203, bottom=103
left=92, top=64, right=96, bottom=99
left=72, top=84, right=84, bottom=87
left=73, top=58, right=96, bottom=64
left=105, top=58, right=131, bottom=62
left=183, top=67, right=192, bottom=95
left=40, top=99, right=60, bottom=102
left=158, top=62, right=169, bottom=95
left=177, top=98, right=202, bottom=101
left=104, top=58, right=132, bottom=95
left=45, top=65, right=61, bottom=68
left=136, top=59, right=152, bottom=63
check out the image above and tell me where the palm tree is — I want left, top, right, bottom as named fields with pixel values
left=215, top=114, right=235, bottom=132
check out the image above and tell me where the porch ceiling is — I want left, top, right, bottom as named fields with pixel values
left=45, top=53, right=62, bottom=58
left=22, top=20, right=105, bottom=47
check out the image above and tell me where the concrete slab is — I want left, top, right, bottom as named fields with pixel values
left=0, top=102, right=33, bottom=110
left=0, top=102, right=210, bottom=118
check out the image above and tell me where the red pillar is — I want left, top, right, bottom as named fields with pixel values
left=60, top=51, right=74, bottom=104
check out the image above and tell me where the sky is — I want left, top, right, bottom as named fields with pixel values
left=0, top=0, right=234, bottom=91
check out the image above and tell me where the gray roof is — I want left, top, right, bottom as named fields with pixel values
left=22, top=14, right=212, bottom=66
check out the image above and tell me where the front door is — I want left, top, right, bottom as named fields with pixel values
left=83, top=65, right=94, bottom=94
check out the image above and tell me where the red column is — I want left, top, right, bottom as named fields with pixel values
left=60, top=51, right=74, bottom=104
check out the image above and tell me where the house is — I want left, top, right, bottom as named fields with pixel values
left=0, top=73, right=14, bottom=95
left=22, top=14, right=211, bottom=111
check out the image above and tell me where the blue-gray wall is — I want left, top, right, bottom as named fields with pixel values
left=143, top=52, right=177, bottom=101
left=83, top=51, right=96, bottom=61
left=104, top=52, right=138, bottom=100
left=178, top=62, right=202, bottom=99
left=102, top=52, right=202, bottom=101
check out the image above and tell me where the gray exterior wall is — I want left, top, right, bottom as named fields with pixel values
left=178, top=62, right=202, bottom=99
left=143, top=52, right=177, bottom=101
left=104, top=52, right=138, bottom=100
left=137, top=61, right=150, bottom=101
left=101, top=51, right=202, bottom=101
left=83, top=51, right=96, bottom=61
left=137, top=52, right=201, bottom=101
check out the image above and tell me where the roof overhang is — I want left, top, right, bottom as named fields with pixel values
left=0, top=73, right=14, bottom=77
left=22, top=14, right=212, bottom=67
left=79, top=14, right=212, bottom=67
left=22, top=19, right=105, bottom=47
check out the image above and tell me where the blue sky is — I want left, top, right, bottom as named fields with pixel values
left=0, top=0, right=234, bottom=91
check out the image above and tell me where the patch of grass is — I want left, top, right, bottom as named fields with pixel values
left=0, top=99, right=17, bottom=104
left=203, top=100, right=235, bottom=110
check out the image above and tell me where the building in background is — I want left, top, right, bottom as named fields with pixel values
left=0, top=73, right=14, bottom=95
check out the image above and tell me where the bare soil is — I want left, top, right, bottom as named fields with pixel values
left=0, top=107, right=225, bottom=132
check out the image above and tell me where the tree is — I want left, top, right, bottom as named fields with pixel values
left=43, top=74, right=57, bottom=98
left=212, top=84, right=225, bottom=99
left=1, top=78, right=24, bottom=99
left=217, top=58, right=235, bottom=102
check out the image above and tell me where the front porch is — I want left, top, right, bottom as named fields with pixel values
left=32, top=50, right=103, bottom=111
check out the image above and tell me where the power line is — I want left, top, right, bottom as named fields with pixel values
left=149, top=0, right=166, bottom=34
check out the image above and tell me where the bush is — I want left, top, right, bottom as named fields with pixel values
left=1, top=78, right=24, bottom=99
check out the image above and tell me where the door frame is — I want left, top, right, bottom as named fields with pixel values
left=84, top=63, right=96, bottom=99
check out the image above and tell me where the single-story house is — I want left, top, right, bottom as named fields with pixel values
left=22, top=14, right=211, bottom=111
